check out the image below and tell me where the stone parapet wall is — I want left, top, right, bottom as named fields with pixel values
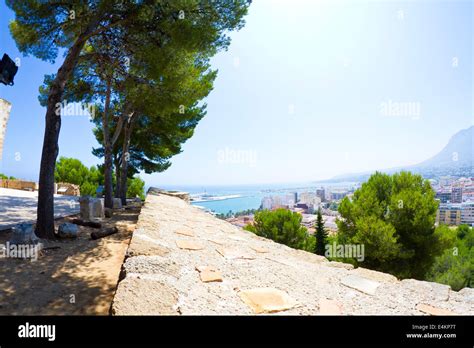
left=0, top=179, right=37, bottom=191
left=112, top=192, right=474, bottom=315
left=147, top=187, right=190, bottom=203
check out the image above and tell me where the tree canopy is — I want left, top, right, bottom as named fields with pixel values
left=337, top=171, right=450, bottom=279
left=8, top=0, right=251, bottom=237
left=245, top=208, right=314, bottom=252
left=54, top=157, right=90, bottom=186
left=426, top=224, right=473, bottom=290
left=54, top=156, right=144, bottom=199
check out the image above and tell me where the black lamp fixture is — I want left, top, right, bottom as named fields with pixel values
left=0, top=54, right=19, bottom=86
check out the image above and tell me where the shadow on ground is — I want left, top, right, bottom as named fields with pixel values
left=0, top=191, right=79, bottom=229
left=0, top=207, right=140, bottom=315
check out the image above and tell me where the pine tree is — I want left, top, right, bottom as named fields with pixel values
left=8, top=0, right=251, bottom=238
left=314, top=208, right=328, bottom=256
left=336, top=171, right=448, bottom=279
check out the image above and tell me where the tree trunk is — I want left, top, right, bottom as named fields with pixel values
left=102, top=78, right=114, bottom=209
left=111, top=109, right=129, bottom=198
left=35, top=26, right=98, bottom=239
left=119, top=127, right=130, bottom=206
left=120, top=114, right=135, bottom=206
left=114, top=155, right=121, bottom=198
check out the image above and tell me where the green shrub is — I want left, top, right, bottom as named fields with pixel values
left=127, top=176, right=145, bottom=200
left=244, top=208, right=312, bottom=251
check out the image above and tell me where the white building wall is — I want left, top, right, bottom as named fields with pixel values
left=0, top=98, right=12, bottom=160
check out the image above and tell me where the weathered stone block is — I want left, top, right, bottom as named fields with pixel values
left=9, top=224, right=39, bottom=245
left=79, top=197, right=105, bottom=220
left=113, top=198, right=122, bottom=209
left=79, top=196, right=93, bottom=220
left=127, top=237, right=170, bottom=257
left=176, top=240, right=204, bottom=250
left=341, top=274, right=380, bottom=295
left=401, top=279, right=451, bottom=301
left=57, top=222, right=78, bottom=239
left=238, top=288, right=296, bottom=314
left=327, top=261, right=354, bottom=270
left=416, top=303, right=456, bottom=316
left=319, top=298, right=343, bottom=315
left=79, top=197, right=104, bottom=220
left=351, top=267, right=398, bottom=283
left=92, top=198, right=104, bottom=219
left=457, top=287, right=474, bottom=303
left=112, top=277, right=178, bottom=315
left=196, top=266, right=223, bottom=283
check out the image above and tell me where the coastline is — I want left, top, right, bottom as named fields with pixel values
left=190, top=194, right=243, bottom=203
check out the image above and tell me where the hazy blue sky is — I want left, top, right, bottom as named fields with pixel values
left=0, top=0, right=472, bottom=187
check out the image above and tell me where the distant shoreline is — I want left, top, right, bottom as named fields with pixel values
left=190, top=194, right=243, bottom=203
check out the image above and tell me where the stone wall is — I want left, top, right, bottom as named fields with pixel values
left=57, top=182, right=80, bottom=196
left=0, top=179, right=37, bottom=191
left=112, top=192, right=474, bottom=315
left=147, top=187, right=190, bottom=203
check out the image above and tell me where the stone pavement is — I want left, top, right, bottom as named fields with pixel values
left=112, top=192, right=474, bottom=315
left=0, top=188, right=80, bottom=229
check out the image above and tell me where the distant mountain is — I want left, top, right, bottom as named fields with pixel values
left=319, top=126, right=474, bottom=183
left=416, top=126, right=473, bottom=169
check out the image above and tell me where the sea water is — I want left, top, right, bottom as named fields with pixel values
left=150, top=182, right=358, bottom=215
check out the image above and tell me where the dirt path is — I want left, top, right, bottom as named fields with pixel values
left=0, top=204, right=140, bottom=315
